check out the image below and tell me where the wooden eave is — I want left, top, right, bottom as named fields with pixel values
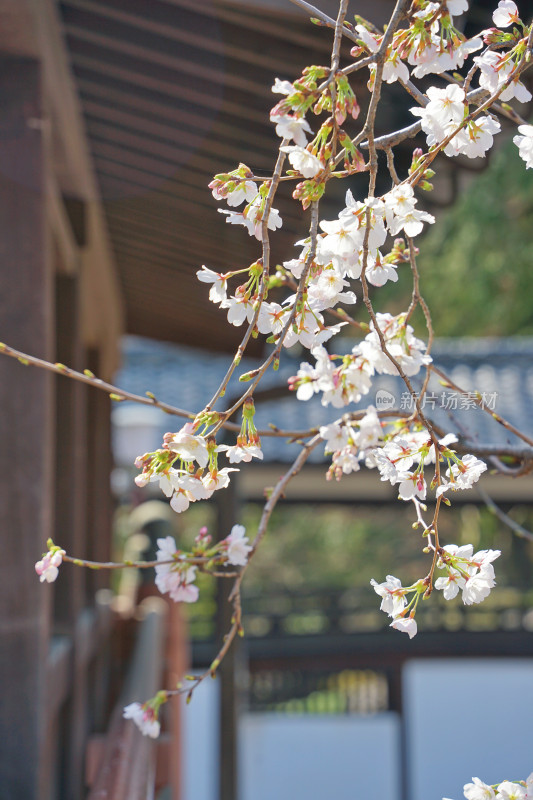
left=55, top=0, right=392, bottom=354
left=7, top=0, right=506, bottom=358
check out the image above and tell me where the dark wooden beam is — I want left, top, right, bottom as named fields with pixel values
left=69, top=52, right=266, bottom=125
left=53, top=274, right=90, bottom=800
left=0, top=0, right=38, bottom=57
left=0, top=56, right=53, bottom=800
left=63, top=21, right=273, bottom=98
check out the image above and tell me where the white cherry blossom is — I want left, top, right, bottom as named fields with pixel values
left=123, top=702, right=160, bottom=739
left=382, top=55, right=410, bottom=84
left=443, top=116, right=501, bottom=160
left=514, top=125, right=533, bottom=169
left=438, top=454, right=487, bottom=494
left=221, top=294, right=256, bottom=327
left=355, top=24, right=380, bottom=54
left=366, top=255, right=399, bottom=286
left=196, top=266, right=227, bottom=304
left=370, top=575, right=407, bottom=616
left=390, top=616, right=417, bottom=638
left=219, top=199, right=282, bottom=240
left=398, top=471, right=427, bottom=501
left=154, top=537, right=199, bottom=603
left=463, top=777, right=496, bottom=800
left=435, top=572, right=465, bottom=600
left=462, top=567, right=496, bottom=605
left=223, top=181, right=258, bottom=207
left=164, top=424, right=209, bottom=469
left=281, top=145, right=323, bottom=178
left=447, top=0, right=469, bottom=15
left=202, top=467, right=239, bottom=496
left=169, top=487, right=194, bottom=513
left=411, top=84, right=466, bottom=141
left=217, top=442, right=263, bottom=463
left=320, top=421, right=349, bottom=453
left=271, top=78, right=293, bottom=95
left=225, top=524, right=253, bottom=566
left=271, top=114, right=313, bottom=147
left=334, top=446, right=361, bottom=474
left=35, top=547, right=65, bottom=583
left=408, top=35, right=482, bottom=78
left=492, top=0, right=519, bottom=27
left=496, top=782, right=527, bottom=800
left=474, top=51, right=531, bottom=104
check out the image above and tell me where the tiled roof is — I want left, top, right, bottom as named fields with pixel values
left=114, top=335, right=533, bottom=462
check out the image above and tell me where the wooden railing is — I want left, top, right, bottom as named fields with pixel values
left=86, top=598, right=167, bottom=800
left=190, top=585, right=533, bottom=643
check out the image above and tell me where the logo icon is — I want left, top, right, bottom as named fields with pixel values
left=375, top=389, right=395, bottom=410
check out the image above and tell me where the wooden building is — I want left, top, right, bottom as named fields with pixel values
left=0, top=0, right=527, bottom=798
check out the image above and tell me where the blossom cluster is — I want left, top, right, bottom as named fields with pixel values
left=434, top=544, right=501, bottom=605
left=411, top=84, right=501, bottom=159
left=371, top=544, right=500, bottom=638
left=35, top=541, right=65, bottom=584
left=289, top=312, right=431, bottom=411
left=444, top=773, right=533, bottom=800
left=123, top=701, right=161, bottom=739
left=371, top=435, right=487, bottom=503
left=123, top=690, right=168, bottom=739
left=154, top=525, right=252, bottom=605
left=134, top=413, right=263, bottom=514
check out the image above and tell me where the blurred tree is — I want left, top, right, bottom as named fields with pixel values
left=409, top=134, right=533, bottom=336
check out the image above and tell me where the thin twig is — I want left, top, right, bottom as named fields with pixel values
left=431, top=364, right=533, bottom=449
left=0, top=342, right=325, bottom=440
left=205, top=142, right=290, bottom=411
left=477, top=488, right=533, bottom=543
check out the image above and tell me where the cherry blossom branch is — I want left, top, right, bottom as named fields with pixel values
left=405, top=237, right=435, bottom=399
left=11, top=335, right=528, bottom=464
left=229, top=433, right=323, bottom=596
left=205, top=143, right=290, bottom=412
left=358, top=88, right=490, bottom=153
left=288, top=0, right=359, bottom=45
left=209, top=3, right=351, bottom=429
left=212, top=202, right=321, bottom=431
left=358, top=9, right=440, bottom=445
left=324, top=0, right=350, bottom=164
left=62, top=554, right=237, bottom=574
left=408, top=28, right=533, bottom=186
left=353, top=4, right=446, bottom=587
left=0, top=342, right=194, bottom=419
left=164, top=433, right=322, bottom=703
left=166, top=611, right=242, bottom=703
left=0, top=341, right=322, bottom=440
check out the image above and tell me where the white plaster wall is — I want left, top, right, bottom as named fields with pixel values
left=181, top=677, right=220, bottom=800
left=404, top=659, right=533, bottom=800
left=238, top=712, right=401, bottom=800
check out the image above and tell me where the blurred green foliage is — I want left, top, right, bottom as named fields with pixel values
left=183, top=499, right=533, bottom=639
left=389, top=134, right=533, bottom=336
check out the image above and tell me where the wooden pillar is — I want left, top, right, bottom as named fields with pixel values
left=0, top=57, right=54, bottom=800
left=53, top=273, right=89, bottom=800
left=216, top=476, right=240, bottom=800
left=85, top=348, right=113, bottom=596
left=84, top=348, right=114, bottom=734
left=167, top=605, right=189, bottom=800
left=54, top=274, right=87, bottom=624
